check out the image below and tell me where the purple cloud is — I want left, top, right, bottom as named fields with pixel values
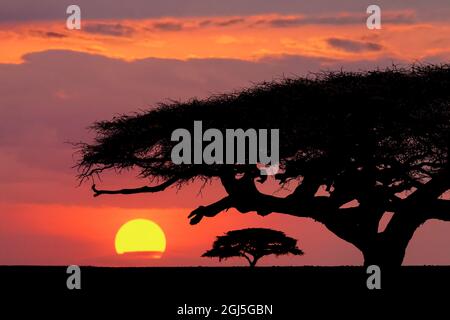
left=327, top=38, right=383, bottom=52
left=255, top=12, right=415, bottom=28
left=83, top=23, right=135, bottom=36
left=152, top=22, right=184, bottom=31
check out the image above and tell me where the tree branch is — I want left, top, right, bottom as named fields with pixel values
left=242, top=253, right=253, bottom=267
left=91, top=177, right=178, bottom=197
left=403, top=170, right=449, bottom=206
left=188, top=196, right=233, bottom=225
left=427, top=200, right=450, bottom=221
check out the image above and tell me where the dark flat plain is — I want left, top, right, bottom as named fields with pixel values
left=1, top=266, right=448, bottom=317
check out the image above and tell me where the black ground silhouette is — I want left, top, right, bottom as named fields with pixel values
left=2, top=266, right=450, bottom=316
left=76, top=65, right=450, bottom=268
left=203, top=228, right=303, bottom=267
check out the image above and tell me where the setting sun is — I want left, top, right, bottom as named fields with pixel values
left=115, top=219, right=166, bottom=256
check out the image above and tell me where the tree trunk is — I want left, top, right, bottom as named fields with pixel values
left=362, top=240, right=406, bottom=268
left=249, top=257, right=259, bottom=268
left=362, top=212, right=425, bottom=268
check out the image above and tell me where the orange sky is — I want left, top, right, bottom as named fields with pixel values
left=1, top=2, right=450, bottom=266
left=1, top=14, right=450, bottom=64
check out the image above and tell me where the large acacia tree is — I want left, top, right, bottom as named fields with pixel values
left=76, top=65, right=450, bottom=267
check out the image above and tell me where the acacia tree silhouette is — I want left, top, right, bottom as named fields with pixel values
left=202, top=228, right=303, bottom=267
left=76, top=65, right=450, bottom=267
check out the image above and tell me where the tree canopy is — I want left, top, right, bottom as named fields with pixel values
left=76, top=65, right=450, bottom=267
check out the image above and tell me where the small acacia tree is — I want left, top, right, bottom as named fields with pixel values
left=202, top=228, right=304, bottom=267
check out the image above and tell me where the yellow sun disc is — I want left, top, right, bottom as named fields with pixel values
left=115, top=219, right=166, bottom=255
